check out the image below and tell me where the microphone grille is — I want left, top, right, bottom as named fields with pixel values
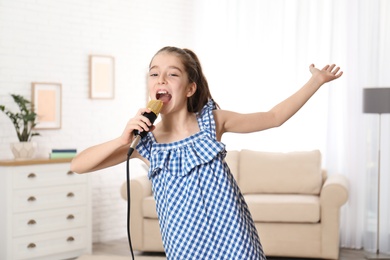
left=147, top=100, right=163, bottom=115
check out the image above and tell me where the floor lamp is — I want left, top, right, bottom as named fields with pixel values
left=363, top=87, right=390, bottom=259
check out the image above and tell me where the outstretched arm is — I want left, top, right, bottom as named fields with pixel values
left=70, top=107, right=154, bottom=174
left=214, top=64, right=343, bottom=138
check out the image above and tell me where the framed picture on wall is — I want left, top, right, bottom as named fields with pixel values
left=32, top=82, right=62, bottom=129
left=89, top=55, right=115, bottom=99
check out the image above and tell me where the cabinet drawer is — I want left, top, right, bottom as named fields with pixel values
left=13, top=228, right=88, bottom=260
left=13, top=184, right=87, bottom=212
left=13, top=206, right=87, bottom=236
left=12, top=164, right=86, bottom=189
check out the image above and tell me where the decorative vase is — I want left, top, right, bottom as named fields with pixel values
left=10, top=142, right=37, bottom=159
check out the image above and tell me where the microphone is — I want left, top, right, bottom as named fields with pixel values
left=128, top=100, right=163, bottom=155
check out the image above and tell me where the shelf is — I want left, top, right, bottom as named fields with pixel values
left=0, top=158, right=73, bottom=166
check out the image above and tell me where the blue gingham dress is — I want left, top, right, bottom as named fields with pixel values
left=137, top=99, right=266, bottom=260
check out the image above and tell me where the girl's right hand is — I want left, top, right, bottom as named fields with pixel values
left=119, top=108, right=154, bottom=145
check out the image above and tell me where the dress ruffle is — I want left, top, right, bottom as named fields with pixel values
left=149, top=133, right=225, bottom=178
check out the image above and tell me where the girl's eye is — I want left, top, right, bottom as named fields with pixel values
left=150, top=73, right=158, bottom=77
left=169, top=73, right=178, bottom=77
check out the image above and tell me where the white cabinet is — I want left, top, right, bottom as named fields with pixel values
left=0, top=158, right=92, bottom=260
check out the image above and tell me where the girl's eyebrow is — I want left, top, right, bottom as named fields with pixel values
left=149, top=65, right=183, bottom=72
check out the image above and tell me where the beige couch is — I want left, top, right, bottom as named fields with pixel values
left=121, top=150, right=349, bottom=259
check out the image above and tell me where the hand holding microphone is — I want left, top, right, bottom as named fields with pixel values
left=127, top=100, right=163, bottom=156
left=132, top=100, right=163, bottom=138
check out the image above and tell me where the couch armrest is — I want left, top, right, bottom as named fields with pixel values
left=120, top=174, right=152, bottom=200
left=320, top=174, right=349, bottom=207
left=120, top=174, right=152, bottom=251
left=320, top=174, right=349, bottom=259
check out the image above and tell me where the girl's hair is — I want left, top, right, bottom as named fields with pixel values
left=151, top=46, right=216, bottom=113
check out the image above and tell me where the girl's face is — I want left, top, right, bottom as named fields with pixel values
left=148, top=52, right=196, bottom=113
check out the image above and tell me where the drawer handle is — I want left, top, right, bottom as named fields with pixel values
left=27, top=219, right=37, bottom=225
left=27, top=196, right=36, bottom=202
left=67, top=192, right=75, bottom=198
left=67, top=214, right=75, bottom=220
left=27, top=173, right=36, bottom=178
left=67, top=236, right=75, bottom=242
left=67, top=170, right=74, bottom=175
left=27, top=243, right=36, bottom=249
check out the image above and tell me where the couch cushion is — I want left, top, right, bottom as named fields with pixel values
left=238, top=150, right=322, bottom=194
left=245, top=194, right=320, bottom=223
left=225, top=150, right=239, bottom=181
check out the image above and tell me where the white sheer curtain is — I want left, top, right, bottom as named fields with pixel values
left=326, top=0, right=390, bottom=253
left=192, top=0, right=390, bottom=252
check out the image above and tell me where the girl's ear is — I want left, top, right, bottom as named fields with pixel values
left=187, top=82, right=197, bottom=97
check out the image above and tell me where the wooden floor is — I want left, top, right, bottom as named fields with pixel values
left=93, top=238, right=369, bottom=260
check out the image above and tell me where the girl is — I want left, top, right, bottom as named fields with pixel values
left=71, top=46, right=343, bottom=259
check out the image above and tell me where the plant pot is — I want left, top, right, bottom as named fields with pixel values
left=10, top=142, right=37, bottom=159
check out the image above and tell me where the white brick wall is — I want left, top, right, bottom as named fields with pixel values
left=0, top=0, right=196, bottom=243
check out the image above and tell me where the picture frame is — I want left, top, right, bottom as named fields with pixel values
left=89, top=55, right=115, bottom=99
left=32, top=82, right=62, bottom=129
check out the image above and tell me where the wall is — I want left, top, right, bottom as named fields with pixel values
left=0, top=0, right=338, bottom=244
left=0, top=0, right=196, bottom=242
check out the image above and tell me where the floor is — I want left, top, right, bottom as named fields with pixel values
left=93, top=238, right=370, bottom=260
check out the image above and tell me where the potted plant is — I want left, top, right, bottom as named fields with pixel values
left=0, top=94, right=40, bottom=159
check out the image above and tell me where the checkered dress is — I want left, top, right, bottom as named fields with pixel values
left=137, top=100, right=266, bottom=260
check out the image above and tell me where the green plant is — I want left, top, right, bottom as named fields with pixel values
left=0, top=94, right=40, bottom=142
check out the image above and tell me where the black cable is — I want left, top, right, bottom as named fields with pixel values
left=126, top=147, right=135, bottom=260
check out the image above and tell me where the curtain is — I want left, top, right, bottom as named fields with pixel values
left=192, top=0, right=390, bottom=252
left=326, top=0, right=390, bottom=253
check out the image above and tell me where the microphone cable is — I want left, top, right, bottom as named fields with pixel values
left=126, top=147, right=135, bottom=260
left=124, top=99, right=162, bottom=259
left=125, top=135, right=141, bottom=260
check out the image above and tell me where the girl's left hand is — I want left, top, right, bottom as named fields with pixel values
left=309, top=64, right=343, bottom=84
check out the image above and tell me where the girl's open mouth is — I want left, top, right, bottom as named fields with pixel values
left=156, top=90, right=172, bottom=103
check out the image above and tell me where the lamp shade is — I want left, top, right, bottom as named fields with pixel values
left=363, top=88, right=390, bottom=114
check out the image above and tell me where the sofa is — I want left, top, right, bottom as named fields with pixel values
left=120, top=150, right=349, bottom=259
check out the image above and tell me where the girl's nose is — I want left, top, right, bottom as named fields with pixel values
left=158, top=75, right=166, bottom=84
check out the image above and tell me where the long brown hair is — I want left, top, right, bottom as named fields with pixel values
left=151, top=46, right=217, bottom=113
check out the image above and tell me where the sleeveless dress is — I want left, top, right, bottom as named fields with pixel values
left=137, top=99, right=266, bottom=260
